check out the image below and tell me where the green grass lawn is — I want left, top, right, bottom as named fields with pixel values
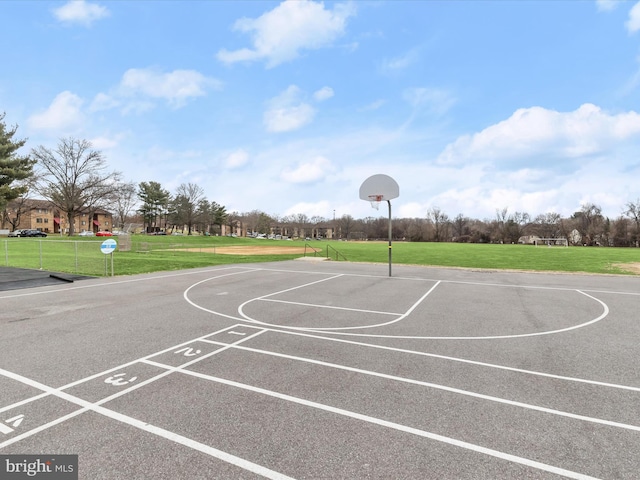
left=335, top=241, right=640, bottom=275
left=2, top=235, right=640, bottom=276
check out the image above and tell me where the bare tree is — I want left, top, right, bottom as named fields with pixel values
left=532, top=212, right=561, bottom=238
left=32, top=138, right=120, bottom=236
left=452, top=213, right=471, bottom=241
left=427, top=206, right=450, bottom=242
left=624, top=199, right=640, bottom=247
left=339, top=214, right=356, bottom=239
left=573, top=203, right=604, bottom=246
left=112, top=181, right=138, bottom=231
left=173, top=182, right=205, bottom=235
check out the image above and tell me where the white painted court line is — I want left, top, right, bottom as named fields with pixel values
left=200, top=338, right=640, bottom=433
left=0, top=367, right=294, bottom=480
left=237, top=274, right=345, bottom=324
left=232, top=277, right=442, bottom=331
left=0, top=325, right=264, bottom=450
left=182, top=269, right=284, bottom=321
left=185, top=269, right=610, bottom=339
left=246, top=326, right=640, bottom=393
left=0, top=392, right=50, bottom=414
left=294, top=288, right=610, bottom=339
left=250, top=265, right=640, bottom=297
left=260, top=298, right=402, bottom=316
left=146, top=360, right=601, bottom=480
left=0, top=325, right=264, bottom=420
left=0, top=266, right=259, bottom=300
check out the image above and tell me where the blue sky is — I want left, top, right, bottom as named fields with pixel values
left=3, top=0, right=640, bottom=221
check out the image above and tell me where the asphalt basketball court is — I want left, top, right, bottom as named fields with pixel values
left=0, top=259, right=639, bottom=479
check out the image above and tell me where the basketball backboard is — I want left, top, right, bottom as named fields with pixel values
left=358, top=174, right=399, bottom=202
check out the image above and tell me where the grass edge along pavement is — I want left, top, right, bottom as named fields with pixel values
left=2, top=236, right=640, bottom=276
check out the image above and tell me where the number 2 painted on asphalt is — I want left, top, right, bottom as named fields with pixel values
left=174, top=347, right=201, bottom=357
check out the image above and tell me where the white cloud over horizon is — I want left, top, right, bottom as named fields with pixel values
left=263, top=85, right=316, bottom=132
left=27, top=91, right=85, bottom=133
left=626, top=1, right=640, bottom=32
left=7, top=0, right=640, bottom=224
left=437, top=103, right=640, bottom=166
left=52, top=0, right=109, bottom=26
left=216, top=0, right=355, bottom=68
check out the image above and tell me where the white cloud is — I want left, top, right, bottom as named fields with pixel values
left=216, top=0, right=355, bottom=68
left=89, top=131, right=128, bottom=150
left=596, top=0, right=621, bottom=12
left=403, top=87, right=456, bottom=116
left=281, top=155, right=334, bottom=183
left=359, top=99, right=386, bottom=112
left=264, top=85, right=316, bottom=132
left=52, top=0, right=110, bottom=26
left=437, top=103, right=640, bottom=165
left=380, top=47, right=421, bottom=73
left=313, top=86, right=334, bottom=102
left=224, top=149, right=250, bottom=169
left=118, top=68, right=221, bottom=108
left=284, top=200, right=332, bottom=217
left=626, top=1, right=640, bottom=33
left=89, top=92, right=119, bottom=112
left=27, top=91, right=85, bottom=132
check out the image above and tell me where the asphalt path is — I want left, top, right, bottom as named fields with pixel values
left=0, top=260, right=639, bottom=479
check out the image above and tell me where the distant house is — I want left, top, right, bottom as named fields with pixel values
left=4, top=198, right=114, bottom=235
left=518, top=235, right=541, bottom=245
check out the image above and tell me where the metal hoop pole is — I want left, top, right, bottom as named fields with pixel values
left=387, top=200, right=392, bottom=277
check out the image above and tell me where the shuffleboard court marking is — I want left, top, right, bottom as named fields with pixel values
left=144, top=359, right=602, bottom=480
left=0, top=367, right=294, bottom=480
left=0, top=423, right=13, bottom=435
left=1, top=265, right=635, bottom=478
left=0, top=326, right=267, bottom=448
left=199, top=337, right=640, bottom=433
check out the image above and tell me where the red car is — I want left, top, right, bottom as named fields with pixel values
left=96, top=231, right=113, bottom=236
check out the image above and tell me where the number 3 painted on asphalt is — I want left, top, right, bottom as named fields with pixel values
left=104, top=373, right=138, bottom=386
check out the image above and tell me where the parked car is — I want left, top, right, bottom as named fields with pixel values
left=8, top=230, right=25, bottom=237
left=78, top=231, right=94, bottom=237
left=21, top=229, right=47, bottom=237
left=96, top=231, right=113, bottom=236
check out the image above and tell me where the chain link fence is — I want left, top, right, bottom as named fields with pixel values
left=1, top=239, right=113, bottom=276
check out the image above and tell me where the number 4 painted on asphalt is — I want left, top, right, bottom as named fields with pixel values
left=0, top=414, right=25, bottom=434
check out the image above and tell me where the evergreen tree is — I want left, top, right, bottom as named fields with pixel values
left=137, top=181, right=171, bottom=233
left=0, top=112, right=36, bottom=211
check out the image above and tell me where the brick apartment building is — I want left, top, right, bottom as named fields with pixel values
left=4, top=198, right=114, bottom=235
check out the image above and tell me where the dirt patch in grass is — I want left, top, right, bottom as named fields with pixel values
left=611, top=262, right=640, bottom=274
left=181, top=245, right=321, bottom=255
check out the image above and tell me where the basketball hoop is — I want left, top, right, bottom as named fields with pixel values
left=359, top=174, right=399, bottom=277
left=368, top=194, right=383, bottom=210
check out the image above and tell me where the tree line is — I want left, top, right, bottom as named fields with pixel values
left=1, top=112, right=640, bottom=244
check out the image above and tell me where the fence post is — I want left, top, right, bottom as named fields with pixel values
left=39, top=240, right=43, bottom=270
